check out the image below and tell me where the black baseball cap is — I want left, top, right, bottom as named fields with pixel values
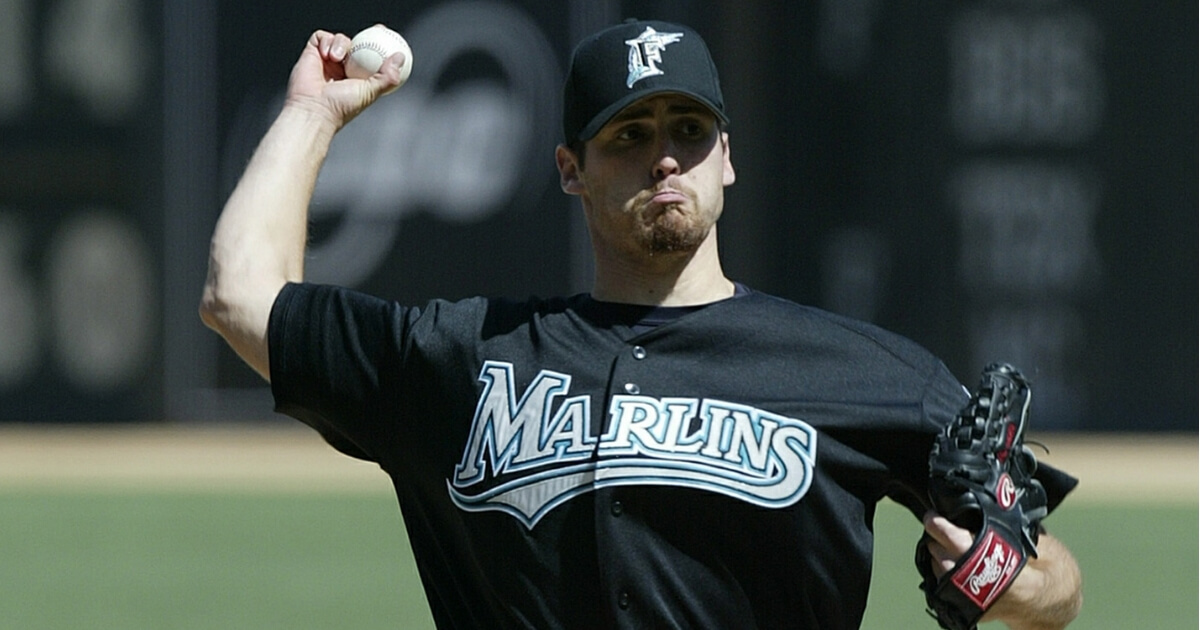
left=562, top=19, right=728, bottom=143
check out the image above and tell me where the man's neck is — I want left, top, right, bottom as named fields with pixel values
left=590, top=232, right=734, bottom=306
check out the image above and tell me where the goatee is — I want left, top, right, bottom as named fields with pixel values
left=643, top=208, right=709, bottom=254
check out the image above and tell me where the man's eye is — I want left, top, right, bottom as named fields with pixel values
left=617, top=127, right=645, bottom=141
left=678, top=122, right=705, bottom=138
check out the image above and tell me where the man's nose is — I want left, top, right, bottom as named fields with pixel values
left=652, top=136, right=682, bottom=180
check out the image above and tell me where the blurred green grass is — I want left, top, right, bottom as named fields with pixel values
left=0, top=491, right=1194, bottom=629
left=0, top=491, right=432, bottom=630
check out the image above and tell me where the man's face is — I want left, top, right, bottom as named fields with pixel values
left=559, top=93, right=735, bottom=258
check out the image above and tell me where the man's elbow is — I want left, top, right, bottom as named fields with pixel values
left=198, top=290, right=218, bottom=331
left=198, top=280, right=234, bottom=338
left=198, top=258, right=283, bottom=337
left=197, top=269, right=280, bottom=374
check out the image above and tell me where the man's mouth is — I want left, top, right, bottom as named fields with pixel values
left=649, top=189, right=688, bottom=205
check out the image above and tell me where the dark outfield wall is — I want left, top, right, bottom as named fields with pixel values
left=0, top=1, right=1193, bottom=430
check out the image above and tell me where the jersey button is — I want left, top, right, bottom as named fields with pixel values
left=632, top=345, right=647, bottom=360
left=624, top=383, right=640, bottom=395
left=610, top=500, right=623, bottom=516
left=617, top=591, right=630, bottom=610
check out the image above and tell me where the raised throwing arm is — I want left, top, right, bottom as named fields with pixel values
left=198, top=29, right=408, bottom=380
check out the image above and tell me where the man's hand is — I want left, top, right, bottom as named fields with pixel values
left=922, top=511, right=1082, bottom=630
left=285, top=29, right=409, bottom=130
left=922, top=511, right=976, bottom=576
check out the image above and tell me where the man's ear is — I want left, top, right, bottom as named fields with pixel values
left=556, top=144, right=585, bottom=195
left=721, top=132, right=736, bottom=187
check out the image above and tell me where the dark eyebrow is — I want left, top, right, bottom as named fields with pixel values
left=608, top=105, right=654, bottom=125
left=666, top=103, right=712, bottom=117
left=608, top=99, right=715, bottom=126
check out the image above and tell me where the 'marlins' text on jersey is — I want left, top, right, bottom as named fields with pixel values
left=448, top=361, right=818, bottom=528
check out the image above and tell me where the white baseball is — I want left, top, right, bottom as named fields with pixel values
left=344, top=25, right=413, bottom=87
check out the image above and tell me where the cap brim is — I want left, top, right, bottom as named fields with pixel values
left=576, top=89, right=730, bottom=142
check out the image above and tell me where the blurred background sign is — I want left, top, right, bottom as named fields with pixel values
left=0, top=0, right=161, bottom=422
left=2, top=0, right=1194, bottom=430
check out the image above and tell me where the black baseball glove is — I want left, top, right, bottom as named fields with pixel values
left=915, top=362, right=1048, bottom=630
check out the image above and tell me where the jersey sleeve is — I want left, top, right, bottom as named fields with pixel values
left=879, top=361, right=970, bottom=518
left=267, top=282, right=415, bottom=462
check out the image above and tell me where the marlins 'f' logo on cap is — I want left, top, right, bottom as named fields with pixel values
left=624, top=27, right=684, bottom=88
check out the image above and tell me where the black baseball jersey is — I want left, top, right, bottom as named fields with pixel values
left=268, top=282, right=1076, bottom=630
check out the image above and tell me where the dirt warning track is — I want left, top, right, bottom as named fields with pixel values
left=0, top=424, right=1194, bottom=503
left=0, top=423, right=392, bottom=493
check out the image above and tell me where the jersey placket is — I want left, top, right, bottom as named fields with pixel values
left=593, top=339, right=656, bottom=626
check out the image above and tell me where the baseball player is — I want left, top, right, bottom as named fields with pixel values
left=200, top=19, right=1082, bottom=629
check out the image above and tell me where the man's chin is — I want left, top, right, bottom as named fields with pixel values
left=644, top=224, right=708, bottom=254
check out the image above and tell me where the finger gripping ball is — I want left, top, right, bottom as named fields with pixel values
left=344, top=25, right=413, bottom=86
